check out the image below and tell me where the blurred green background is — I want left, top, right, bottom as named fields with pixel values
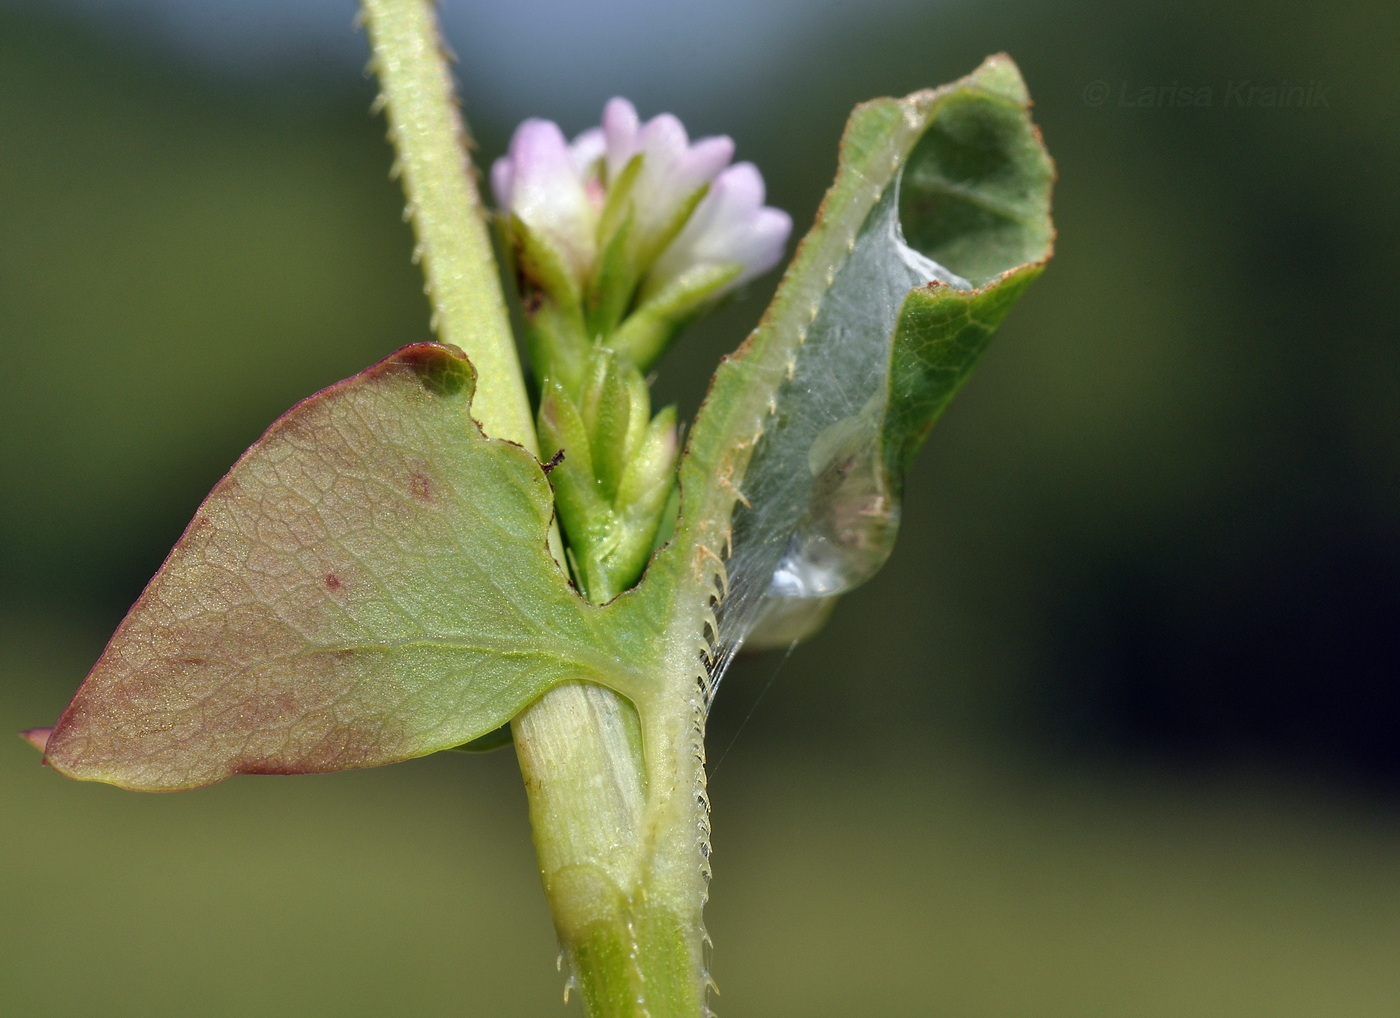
left=3, top=1, right=1398, bottom=1014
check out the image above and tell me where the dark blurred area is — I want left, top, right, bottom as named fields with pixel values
left=3, top=2, right=1398, bottom=1015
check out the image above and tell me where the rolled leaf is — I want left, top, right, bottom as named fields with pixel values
left=640, top=54, right=1054, bottom=669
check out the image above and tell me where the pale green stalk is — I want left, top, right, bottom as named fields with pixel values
left=359, top=4, right=703, bottom=1015
left=360, top=0, right=533, bottom=451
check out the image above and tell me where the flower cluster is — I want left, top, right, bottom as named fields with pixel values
left=492, top=100, right=791, bottom=601
left=492, top=98, right=791, bottom=373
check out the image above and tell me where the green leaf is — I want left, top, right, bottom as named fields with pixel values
left=40, top=344, right=638, bottom=791
left=885, top=263, right=1045, bottom=474
left=448, top=723, right=515, bottom=753
left=640, top=53, right=1054, bottom=660
left=897, top=66, right=1054, bottom=287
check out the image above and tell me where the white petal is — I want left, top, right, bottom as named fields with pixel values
left=602, top=97, right=640, bottom=181
left=732, top=207, right=792, bottom=284
left=629, top=117, right=736, bottom=252
left=647, top=162, right=791, bottom=295
left=570, top=127, right=606, bottom=178
left=506, top=119, right=597, bottom=276
left=672, top=136, right=735, bottom=197
left=702, top=163, right=766, bottom=236
left=637, top=113, right=690, bottom=169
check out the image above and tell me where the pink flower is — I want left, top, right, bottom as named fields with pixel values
left=646, top=161, right=792, bottom=299
left=493, top=99, right=790, bottom=310
left=600, top=99, right=736, bottom=257
left=490, top=119, right=599, bottom=280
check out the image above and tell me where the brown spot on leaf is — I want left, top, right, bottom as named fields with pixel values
left=409, top=472, right=433, bottom=501
left=324, top=573, right=343, bottom=591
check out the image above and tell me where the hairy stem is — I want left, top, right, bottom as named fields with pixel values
left=360, top=0, right=534, bottom=452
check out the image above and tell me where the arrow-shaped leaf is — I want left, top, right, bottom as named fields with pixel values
left=40, top=344, right=638, bottom=791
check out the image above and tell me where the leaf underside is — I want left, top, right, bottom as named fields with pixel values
left=670, top=53, right=1054, bottom=661
left=42, top=344, right=633, bottom=791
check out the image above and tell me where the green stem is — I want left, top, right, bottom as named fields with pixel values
left=360, top=4, right=708, bottom=1014
left=360, top=0, right=535, bottom=453
left=513, top=683, right=705, bottom=1017
left=512, top=638, right=708, bottom=1016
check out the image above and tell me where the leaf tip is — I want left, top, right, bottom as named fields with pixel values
left=965, top=52, right=1031, bottom=106
left=19, top=727, right=53, bottom=754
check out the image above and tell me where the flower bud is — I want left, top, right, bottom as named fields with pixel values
left=495, top=100, right=788, bottom=598
left=607, top=404, right=680, bottom=587
left=537, top=379, right=600, bottom=527
left=579, top=348, right=634, bottom=502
